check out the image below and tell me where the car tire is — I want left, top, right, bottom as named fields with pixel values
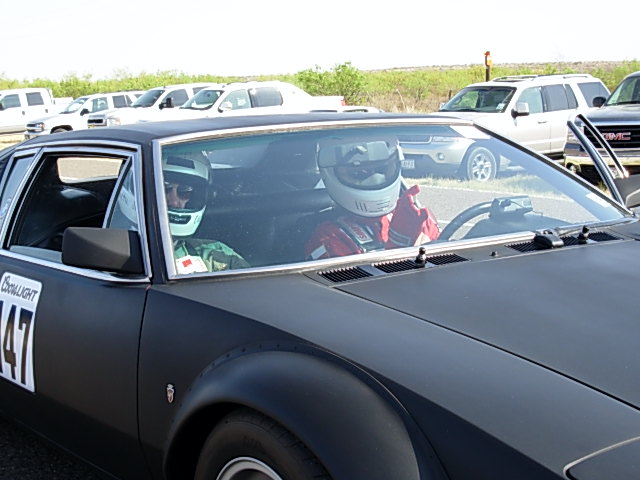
left=194, top=408, right=331, bottom=480
left=461, top=145, right=497, bottom=181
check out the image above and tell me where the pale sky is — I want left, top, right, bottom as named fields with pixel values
left=2, top=0, right=638, bottom=81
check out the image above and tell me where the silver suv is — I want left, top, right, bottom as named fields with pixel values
left=402, top=74, right=609, bottom=181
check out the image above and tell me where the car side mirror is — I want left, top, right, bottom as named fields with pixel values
left=80, top=108, right=90, bottom=116
left=61, top=227, right=144, bottom=274
left=592, top=96, right=606, bottom=108
left=613, top=174, right=640, bottom=209
left=160, top=97, right=174, bottom=110
left=512, top=102, right=530, bottom=118
left=218, top=101, right=233, bottom=112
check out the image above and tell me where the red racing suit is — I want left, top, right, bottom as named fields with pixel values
left=305, top=185, right=440, bottom=260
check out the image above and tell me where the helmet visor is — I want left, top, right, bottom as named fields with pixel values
left=319, top=141, right=401, bottom=190
left=163, top=171, right=208, bottom=211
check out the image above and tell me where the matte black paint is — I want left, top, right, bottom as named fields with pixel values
left=1, top=116, right=640, bottom=480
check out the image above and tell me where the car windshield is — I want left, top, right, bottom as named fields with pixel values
left=132, top=89, right=164, bottom=108
left=605, top=75, right=640, bottom=106
left=181, top=89, right=223, bottom=110
left=440, top=87, right=516, bottom=113
left=157, top=120, right=630, bottom=275
left=60, top=96, right=90, bottom=114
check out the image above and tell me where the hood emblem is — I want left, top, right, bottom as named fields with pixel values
left=603, top=132, right=631, bottom=141
left=166, top=383, right=175, bottom=404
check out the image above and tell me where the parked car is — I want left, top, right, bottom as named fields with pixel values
left=406, top=74, right=609, bottom=180
left=24, top=90, right=144, bottom=139
left=1, top=113, right=640, bottom=480
left=160, top=81, right=346, bottom=121
left=0, top=87, right=71, bottom=134
left=86, top=83, right=213, bottom=127
left=564, top=70, right=640, bottom=179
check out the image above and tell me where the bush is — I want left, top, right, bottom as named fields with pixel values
left=2, top=60, right=638, bottom=113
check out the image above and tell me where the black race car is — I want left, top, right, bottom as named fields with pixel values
left=0, top=113, right=639, bottom=480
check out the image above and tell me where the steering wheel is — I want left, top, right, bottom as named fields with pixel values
left=437, top=201, right=493, bottom=241
left=437, top=195, right=534, bottom=241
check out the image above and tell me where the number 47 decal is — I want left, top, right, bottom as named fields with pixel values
left=0, top=272, right=41, bottom=392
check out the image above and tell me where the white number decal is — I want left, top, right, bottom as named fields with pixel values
left=0, top=273, right=41, bottom=392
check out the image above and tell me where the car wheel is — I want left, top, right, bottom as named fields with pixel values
left=461, top=145, right=497, bottom=181
left=194, top=408, right=331, bottom=480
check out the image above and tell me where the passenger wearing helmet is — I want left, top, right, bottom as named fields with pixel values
left=305, top=141, right=440, bottom=260
left=163, top=155, right=249, bottom=273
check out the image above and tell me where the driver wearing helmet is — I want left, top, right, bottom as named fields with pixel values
left=305, top=140, right=440, bottom=260
left=163, top=155, right=249, bottom=273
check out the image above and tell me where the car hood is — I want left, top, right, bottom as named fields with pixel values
left=29, top=112, right=69, bottom=124
left=585, top=104, right=640, bottom=123
left=166, top=235, right=640, bottom=472
left=335, top=238, right=640, bottom=409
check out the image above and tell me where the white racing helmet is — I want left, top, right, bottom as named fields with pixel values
left=162, top=155, right=210, bottom=236
left=318, top=140, right=402, bottom=217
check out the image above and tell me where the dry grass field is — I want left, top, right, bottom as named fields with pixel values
left=0, top=134, right=23, bottom=150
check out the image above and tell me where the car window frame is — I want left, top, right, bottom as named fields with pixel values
left=0, top=144, right=152, bottom=283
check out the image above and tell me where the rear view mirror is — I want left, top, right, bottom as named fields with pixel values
left=592, top=96, right=606, bottom=108
left=62, top=227, right=144, bottom=274
left=160, top=97, right=174, bottom=109
left=512, top=102, right=530, bottom=118
left=218, top=101, right=233, bottom=112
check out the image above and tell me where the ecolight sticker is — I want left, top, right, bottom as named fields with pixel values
left=0, top=272, right=42, bottom=392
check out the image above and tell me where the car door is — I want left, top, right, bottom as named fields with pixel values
left=542, top=84, right=577, bottom=154
left=0, top=147, right=151, bottom=479
left=509, top=86, right=552, bottom=153
left=0, top=93, right=27, bottom=134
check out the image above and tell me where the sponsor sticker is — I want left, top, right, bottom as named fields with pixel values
left=0, top=272, right=41, bottom=392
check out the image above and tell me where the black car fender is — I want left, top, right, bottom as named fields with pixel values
left=164, top=346, right=439, bottom=480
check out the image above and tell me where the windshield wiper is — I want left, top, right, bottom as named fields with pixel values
left=609, top=100, right=640, bottom=105
left=441, top=108, right=478, bottom=112
left=539, top=218, right=634, bottom=242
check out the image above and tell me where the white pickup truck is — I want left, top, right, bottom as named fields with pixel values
left=86, top=83, right=213, bottom=128
left=0, top=87, right=71, bottom=134
left=89, top=81, right=345, bottom=127
left=25, top=90, right=144, bottom=139
left=163, top=81, right=345, bottom=121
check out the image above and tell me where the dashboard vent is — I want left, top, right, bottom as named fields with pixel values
left=374, top=259, right=418, bottom=273
left=588, top=231, right=620, bottom=242
left=506, top=241, right=537, bottom=252
left=319, top=267, right=372, bottom=282
left=426, top=253, right=469, bottom=265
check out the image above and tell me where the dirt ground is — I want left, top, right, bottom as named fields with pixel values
left=0, top=134, right=23, bottom=150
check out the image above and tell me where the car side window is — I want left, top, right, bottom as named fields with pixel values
left=90, top=96, right=109, bottom=112
left=167, top=89, right=189, bottom=107
left=543, top=84, right=570, bottom=112
left=5, top=153, right=126, bottom=261
left=26, top=92, right=45, bottom=106
left=250, top=87, right=284, bottom=107
left=0, top=95, right=21, bottom=109
left=105, top=162, right=139, bottom=231
left=564, top=84, right=578, bottom=109
left=517, top=87, right=543, bottom=114
left=0, top=153, right=35, bottom=233
left=223, top=90, right=251, bottom=110
left=113, top=95, right=128, bottom=108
